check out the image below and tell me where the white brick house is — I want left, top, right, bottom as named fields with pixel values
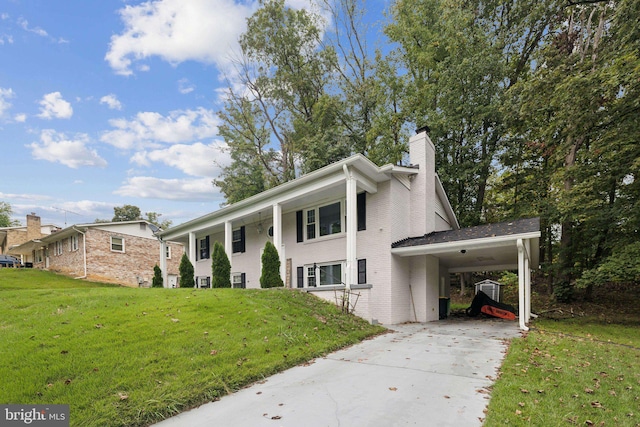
left=10, top=220, right=183, bottom=288
left=158, top=128, right=540, bottom=329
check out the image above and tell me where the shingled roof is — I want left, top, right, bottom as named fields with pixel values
left=392, top=217, right=540, bottom=248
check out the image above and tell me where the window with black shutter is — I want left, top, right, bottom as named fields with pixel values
left=199, top=236, right=210, bottom=260
left=297, top=266, right=304, bottom=288
left=357, top=192, right=366, bottom=231
left=357, top=259, right=367, bottom=284
left=296, top=211, right=303, bottom=242
left=232, top=226, right=245, bottom=253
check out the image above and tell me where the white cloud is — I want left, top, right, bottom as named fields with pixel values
left=27, top=129, right=107, bottom=169
left=18, top=17, right=48, bottom=37
left=101, top=107, right=219, bottom=150
left=37, top=92, right=73, bottom=119
left=0, top=34, right=13, bottom=45
left=178, top=78, right=195, bottom=94
left=114, top=176, right=221, bottom=201
left=105, top=0, right=255, bottom=76
left=14, top=113, right=26, bottom=122
left=131, top=141, right=230, bottom=178
left=100, top=94, right=123, bottom=110
left=0, top=87, right=15, bottom=117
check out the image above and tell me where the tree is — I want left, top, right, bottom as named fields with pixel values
left=260, top=241, right=284, bottom=288
left=0, top=201, right=20, bottom=227
left=211, top=241, right=231, bottom=288
left=112, top=205, right=142, bottom=222
left=144, top=212, right=172, bottom=230
left=215, top=0, right=348, bottom=202
left=152, top=264, right=163, bottom=288
left=178, top=253, right=195, bottom=288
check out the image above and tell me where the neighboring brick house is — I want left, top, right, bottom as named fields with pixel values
left=0, top=214, right=61, bottom=260
left=10, top=220, right=184, bottom=288
left=158, top=128, right=540, bottom=330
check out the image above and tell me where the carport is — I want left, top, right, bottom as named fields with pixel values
left=391, top=218, right=540, bottom=330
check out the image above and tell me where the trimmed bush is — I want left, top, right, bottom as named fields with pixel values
left=260, top=241, right=284, bottom=288
left=211, top=241, right=231, bottom=288
left=178, top=252, right=195, bottom=288
left=152, top=264, right=163, bottom=288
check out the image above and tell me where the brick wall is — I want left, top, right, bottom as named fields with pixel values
left=45, top=228, right=183, bottom=287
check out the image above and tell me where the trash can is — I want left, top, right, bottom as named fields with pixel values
left=439, top=297, right=450, bottom=319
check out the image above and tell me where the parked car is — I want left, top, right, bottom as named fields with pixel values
left=0, top=254, right=22, bottom=267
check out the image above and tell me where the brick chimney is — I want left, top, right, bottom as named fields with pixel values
left=409, top=126, right=436, bottom=236
left=26, top=213, right=42, bottom=241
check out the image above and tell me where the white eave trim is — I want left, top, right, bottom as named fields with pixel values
left=391, top=231, right=541, bottom=257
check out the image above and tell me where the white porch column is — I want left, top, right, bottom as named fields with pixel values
left=188, top=232, right=196, bottom=264
left=524, top=239, right=532, bottom=323
left=224, top=221, right=233, bottom=261
left=344, top=165, right=357, bottom=291
left=517, top=239, right=529, bottom=331
left=273, top=203, right=284, bottom=280
left=159, top=239, right=168, bottom=288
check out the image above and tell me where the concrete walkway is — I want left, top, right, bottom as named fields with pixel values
left=153, top=319, right=521, bottom=427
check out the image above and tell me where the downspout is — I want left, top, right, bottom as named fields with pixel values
left=517, top=239, right=529, bottom=331
left=73, top=227, right=87, bottom=279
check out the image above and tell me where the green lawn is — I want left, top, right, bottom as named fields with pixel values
left=485, top=318, right=640, bottom=426
left=0, top=269, right=384, bottom=426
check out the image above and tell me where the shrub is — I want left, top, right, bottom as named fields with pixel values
left=260, top=241, right=284, bottom=288
left=179, top=253, right=195, bottom=288
left=152, top=264, right=163, bottom=288
left=211, top=241, right=231, bottom=288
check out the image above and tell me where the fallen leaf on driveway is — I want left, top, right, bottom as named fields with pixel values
left=389, top=387, right=397, bottom=391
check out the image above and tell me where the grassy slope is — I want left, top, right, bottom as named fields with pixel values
left=0, top=269, right=384, bottom=426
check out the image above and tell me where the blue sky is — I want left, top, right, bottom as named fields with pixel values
left=0, top=0, right=388, bottom=228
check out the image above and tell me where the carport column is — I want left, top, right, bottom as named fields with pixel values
left=224, top=221, right=233, bottom=264
left=524, top=238, right=532, bottom=323
left=272, top=203, right=285, bottom=281
left=517, top=239, right=529, bottom=331
left=159, top=239, right=168, bottom=288
left=344, top=165, right=357, bottom=291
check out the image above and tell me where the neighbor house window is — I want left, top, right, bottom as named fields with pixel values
left=54, top=240, right=63, bottom=256
left=305, top=201, right=342, bottom=240
left=111, top=236, right=124, bottom=253
left=198, top=276, right=211, bottom=288
left=232, top=273, right=246, bottom=289
left=35, top=250, right=43, bottom=263
left=165, top=246, right=171, bottom=259
left=70, top=234, right=78, bottom=252
left=232, top=226, right=245, bottom=253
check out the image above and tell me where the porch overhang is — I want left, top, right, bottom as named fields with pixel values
left=391, top=218, right=540, bottom=330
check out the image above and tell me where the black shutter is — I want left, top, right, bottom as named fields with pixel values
left=357, top=259, right=367, bottom=284
left=296, top=210, right=303, bottom=242
left=205, top=236, right=210, bottom=259
left=241, top=273, right=246, bottom=289
left=357, top=192, right=366, bottom=231
left=297, top=267, right=304, bottom=288
left=206, top=276, right=211, bottom=288
left=195, top=276, right=199, bottom=288
left=240, top=226, right=246, bottom=253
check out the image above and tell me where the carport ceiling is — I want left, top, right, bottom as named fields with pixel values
left=391, top=218, right=540, bottom=273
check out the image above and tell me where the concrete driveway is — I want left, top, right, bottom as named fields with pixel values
left=153, top=319, right=521, bottom=427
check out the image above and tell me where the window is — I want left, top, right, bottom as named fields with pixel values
left=358, top=259, right=367, bottom=284
left=111, top=236, right=124, bottom=252
left=232, top=226, right=245, bottom=253
left=54, top=240, right=63, bottom=256
left=70, top=234, right=78, bottom=252
left=307, top=266, right=316, bottom=287
left=305, top=262, right=344, bottom=287
left=35, top=250, right=43, bottom=263
left=305, top=201, right=342, bottom=240
left=165, top=246, right=171, bottom=259
left=232, top=273, right=246, bottom=289
left=357, top=192, right=366, bottom=231
left=198, top=236, right=210, bottom=260
left=198, top=276, right=211, bottom=288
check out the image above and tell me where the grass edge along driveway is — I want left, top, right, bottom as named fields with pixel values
left=0, top=270, right=384, bottom=426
